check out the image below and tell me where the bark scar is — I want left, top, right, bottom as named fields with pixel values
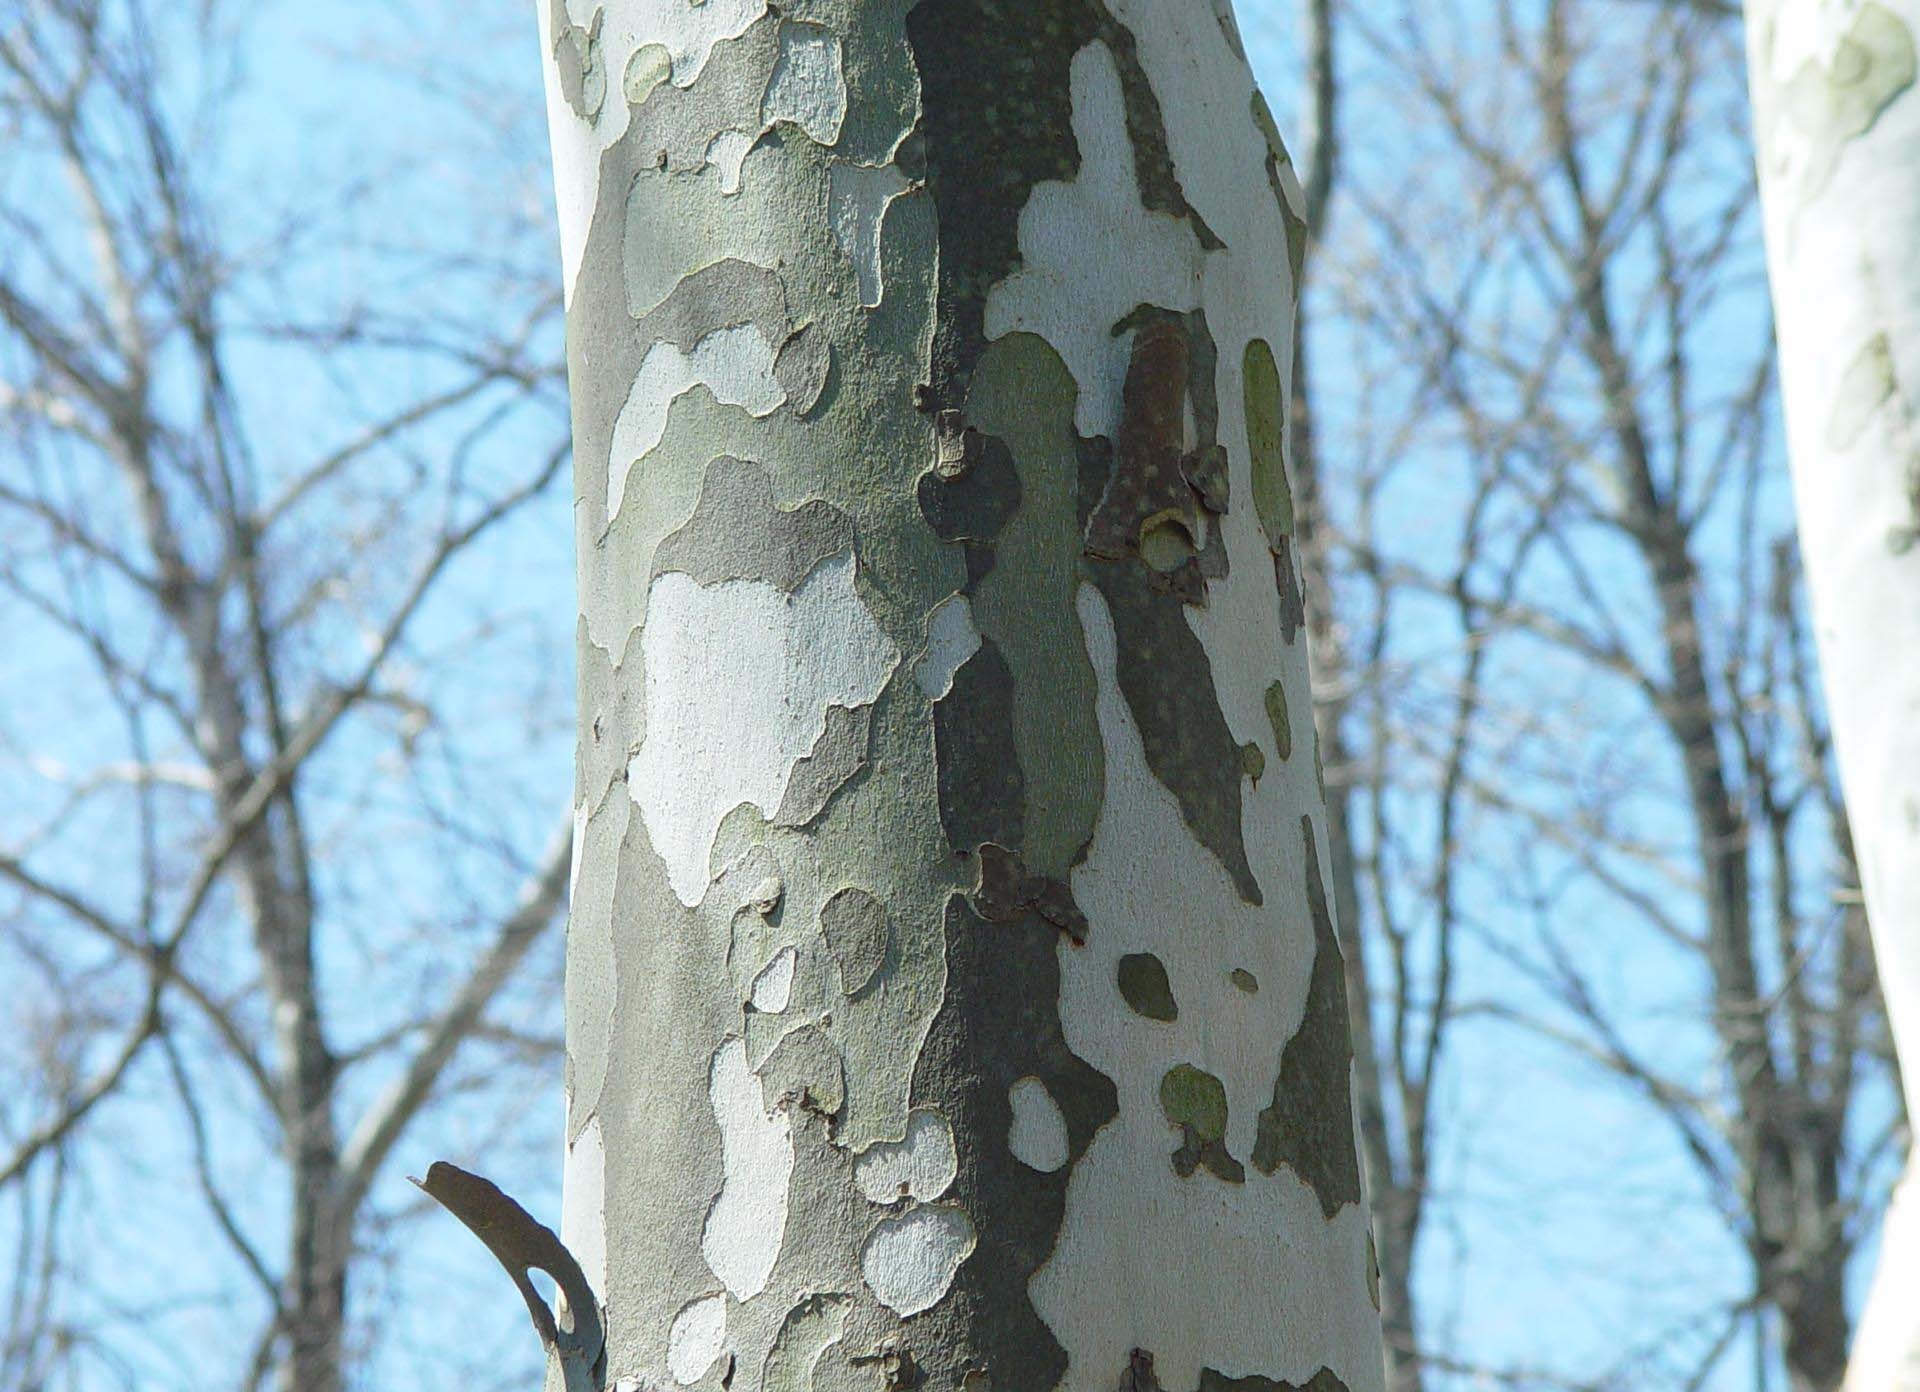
left=415, top=1160, right=605, bottom=1386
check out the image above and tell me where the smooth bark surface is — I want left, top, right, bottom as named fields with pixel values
left=538, top=1, right=1384, bottom=1389
left=1747, top=3, right=1920, bottom=1388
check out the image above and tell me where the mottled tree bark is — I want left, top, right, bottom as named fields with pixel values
left=538, top=3, right=1383, bottom=1390
left=1746, top=4, right=1920, bottom=1390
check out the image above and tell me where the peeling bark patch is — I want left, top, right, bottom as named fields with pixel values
left=656, top=456, right=856, bottom=591
left=1117, top=953, right=1178, bottom=1021
left=552, top=5, right=606, bottom=121
left=1160, top=1064, right=1243, bottom=1183
left=750, top=947, right=797, bottom=1013
left=759, top=1023, right=846, bottom=1118
left=763, top=1294, right=851, bottom=1392
left=655, top=0, right=768, bottom=87
left=971, top=843, right=1088, bottom=944
left=861, top=1205, right=977, bottom=1315
left=1251, top=818, right=1362, bottom=1218
left=830, top=162, right=912, bottom=308
left=763, top=24, right=847, bottom=146
left=668, top=1293, right=729, bottom=1385
left=1085, top=320, right=1220, bottom=606
left=776, top=703, right=873, bottom=828
left=630, top=554, right=894, bottom=906
left=916, top=595, right=984, bottom=700
left=933, top=642, right=1026, bottom=852
left=1243, top=338, right=1293, bottom=546
left=561, top=1114, right=609, bottom=1299
left=1006, top=1077, right=1070, bottom=1173
left=1263, top=681, right=1292, bottom=762
left=703, top=1038, right=793, bottom=1299
left=608, top=324, right=786, bottom=519
left=819, top=886, right=890, bottom=998
left=855, top=1109, right=959, bottom=1203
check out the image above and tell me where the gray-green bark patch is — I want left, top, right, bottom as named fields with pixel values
left=819, top=886, right=890, bottom=998
left=1251, top=816, right=1362, bottom=1217
left=1117, top=952, right=1178, bottom=1021
left=763, top=1293, right=850, bottom=1392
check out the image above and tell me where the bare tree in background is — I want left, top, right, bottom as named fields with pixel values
left=0, top=4, right=572, bottom=1390
left=1295, top=0, right=1901, bottom=1388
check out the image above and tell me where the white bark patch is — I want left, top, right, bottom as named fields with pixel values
left=914, top=595, right=982, bottom=700
left=630, top=553, right=897, bottom=908
left=983, top=42, right=1203, bottom=438
left=1006, top=1076, right=1069, bottom=1173
left=762, top=26, right=847, bottom=146
left=750, top=946, right=798, bottom=1013
left=668, top=1293, right=729, bottom=1385
left=853, top=1108, right=958, bottom=1203
left=536, top=0, right=769, bottom=305
left=607, top=323, right=787, bottom=521
left=829, top=162, right=911, bottom=308
left=560, top=1113, right=608, bottom=1300
left=702, top=1037, right=793, bottom=1299
left=1030, top=586, right=1382, bottom=1392
left=705, top=130, right=756, bottom=196
left=859, top=1204, right=976, bottom=1315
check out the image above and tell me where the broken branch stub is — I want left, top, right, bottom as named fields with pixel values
left=415, top=1160, right=605, bottom=1384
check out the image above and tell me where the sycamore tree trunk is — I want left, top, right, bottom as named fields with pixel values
left=1746, top=4, right=1920, bottom=1389
left=533, top=2, right=1384, bottom=1389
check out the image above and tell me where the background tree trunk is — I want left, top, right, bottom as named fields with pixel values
left=539, top=2, right=1384, bottom=1389
left=1746, top=3, right=1920, bottom=1388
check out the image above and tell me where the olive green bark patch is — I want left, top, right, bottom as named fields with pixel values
left=623, top=43, right=670, bottom=105
left=653, top=456, right=855, bottom=590
left=1252, top=816, right=1362, bottom=1217
left=1244, top=338, right=1293, bottom=547
left=763, top=1293, right=851, bottom=1392
left=1827, top=332, right=1898, bottom=451
left=818, top=886, right=890, bottom=998
left=775, top=702, right=873, bottom=827
left=1117, top=953, right=1178, bottom=1021
left=1240, top=741, right=1266, bottom=782
left=1230, top=967, right=1259, bottom=994
left=1778, top=3, right=1917, bottom=202
left=966, top=333, right=1103, bottom=880
left=1160, top=1063, right=1242, bottom=1183
left=1263, top=680, right=1293, bottom=762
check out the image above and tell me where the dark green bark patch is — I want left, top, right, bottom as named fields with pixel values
left=902, top=896, right=1118, bottom=1392
left=918, top=435, right=1022, bottom=544
left=1117, top=952, right=1177, bottom=1021
left=933, top=641, right=1025, bottom=852
left=1160, top=1063, right=1242, bottom=1183
left=1251, top=817, right=1361, bottom=1217
left=1263, top=680, right=1292, bottom=762
left=1199, top=1368, right=1352, bottom=1392
left=1243, top=338, right=1293, bottom=547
